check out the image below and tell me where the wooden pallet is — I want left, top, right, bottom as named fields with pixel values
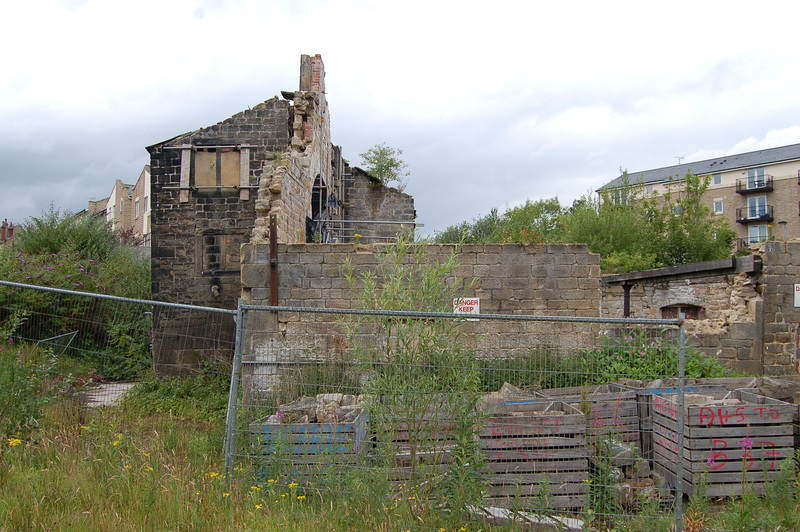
left=652, top=389, right=794, bottom=497
left=480, top=400, right=589, bottom=510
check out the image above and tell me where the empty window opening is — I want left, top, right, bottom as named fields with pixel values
left=661, top=304, right=704, bottom=320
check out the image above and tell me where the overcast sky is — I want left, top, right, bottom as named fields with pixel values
left=3, top=0, right=800, bottom=236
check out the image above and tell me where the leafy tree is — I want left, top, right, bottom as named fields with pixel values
left=15, top=205, right=118, bottom=260
left=559, top=183, right=657, bottom=272
left=501, top=198, right=563, bottom=243
left=642, top=172, right=736, bottom=267
left=358, top=143, right=409, bottom=191
left=436, top=171, right=736, bottom=272
left=435, top=199, right=563, bottom=245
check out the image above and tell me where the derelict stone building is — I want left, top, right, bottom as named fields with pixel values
left=147, top=55, right=415, bottom=374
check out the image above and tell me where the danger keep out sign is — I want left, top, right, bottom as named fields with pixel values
left=453, top=298, right=480, bottom=320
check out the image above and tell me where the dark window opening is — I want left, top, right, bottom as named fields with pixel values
left=661, top=304, right=704, bottom=320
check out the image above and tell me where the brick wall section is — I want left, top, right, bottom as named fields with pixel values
left=342, top=167, right=416, bottom=243
left=601, top=244, right=800, bottom=375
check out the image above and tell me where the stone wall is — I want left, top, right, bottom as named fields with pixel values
left=240, top=243, right=602, bottom=391
left=241, top=243, right=601, bottom=314
left=148, top=95, right=291, bottom=373
left=601, top=245, right=800, bottom=375
left=340, top=167, right=416, bottom=243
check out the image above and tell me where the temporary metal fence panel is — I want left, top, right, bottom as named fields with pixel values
left=0, top=279, right=235, bottom=417
left=230, top=304, right=688, bottom=530
left=1, top=280, right=701, bottom=530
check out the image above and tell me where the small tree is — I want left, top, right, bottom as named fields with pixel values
left=359, top=143, right=409, bottom=191
left=642, top=172, right=736, bottom=267
left=342, top=233, right=484, bottom=520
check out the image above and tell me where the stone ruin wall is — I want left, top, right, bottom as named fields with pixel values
left=601, top=243, right=800, bottom=375
left=240, top=243, right=602, bottom=392
left=253, top=54, right=333, bottom=244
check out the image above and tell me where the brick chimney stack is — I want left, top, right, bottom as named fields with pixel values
left=1, top=219, right=7, bottom=242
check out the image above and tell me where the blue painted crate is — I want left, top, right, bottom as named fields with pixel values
left=249, top=413, right=366, bottom=464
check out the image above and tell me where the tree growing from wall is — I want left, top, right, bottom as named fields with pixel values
left=359, top=143, right=409, bottom=191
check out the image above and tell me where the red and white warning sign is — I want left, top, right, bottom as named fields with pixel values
left=453, top=298, right=480, bottom=318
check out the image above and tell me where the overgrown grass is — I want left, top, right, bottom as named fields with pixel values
left=0, top=391, right=520, bottom=531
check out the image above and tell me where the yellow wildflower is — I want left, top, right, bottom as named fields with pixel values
left=255, top=504, right=263, bottom=509
left=7, top=438, right=22, bottom=447
left=223, top=492, right=230, bottom=498
left=297, top=495, right=306, bottom=500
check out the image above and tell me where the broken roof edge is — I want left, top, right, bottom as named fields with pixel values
left=145, top=96, right=284, bottom=152
left=599, top=142, right=800, bottom=191
left=601, top=255, right=761, bottom=285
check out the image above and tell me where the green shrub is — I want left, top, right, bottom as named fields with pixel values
left=121, top=369, right=230, bottom=424
left=0, top=207, right=151, bottom=380
left=584, top=326, right=731, bottom=382
left=0, top=313, right=62, bottom=438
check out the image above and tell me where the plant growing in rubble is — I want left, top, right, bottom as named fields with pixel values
left=358, top=143, right=409, bottom=191
left=342, top=231, right=484, bottom=522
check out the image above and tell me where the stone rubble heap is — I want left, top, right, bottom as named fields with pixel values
left=266, top=393, right=363, bottom=425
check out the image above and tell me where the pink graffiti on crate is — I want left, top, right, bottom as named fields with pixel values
left=653, top=396, right=785, bottom=426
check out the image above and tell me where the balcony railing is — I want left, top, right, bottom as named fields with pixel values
left=735, top=205, right=773, bottom=223
left=737, top=236, right=768, bottom=249
left=735, top=175, right=773, bottom=193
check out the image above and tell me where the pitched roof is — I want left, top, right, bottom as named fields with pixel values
left=601, top=142, right=800, bottom=190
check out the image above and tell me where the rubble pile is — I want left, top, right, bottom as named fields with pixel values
left=266, top=393, right=363, bottom=425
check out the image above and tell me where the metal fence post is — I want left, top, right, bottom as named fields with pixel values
left=224, top=298, right=247, bottom=482
left=675, top=313, right=686, bottom=532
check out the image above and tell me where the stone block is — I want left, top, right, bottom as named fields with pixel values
left=241, top=264, right=268, bottom=288
left=730, top=322, right=756, bottom=340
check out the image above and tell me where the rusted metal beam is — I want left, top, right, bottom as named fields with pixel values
left=269, top=215, right=278, bottom=306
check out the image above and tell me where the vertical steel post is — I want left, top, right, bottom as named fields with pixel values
left=224, top=298, right=247, bottom=483
left=675, top=313, right=686, bottom=532
left=269, top=215, right=278, bottom=306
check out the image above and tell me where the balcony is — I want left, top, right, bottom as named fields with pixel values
left=737, top=236, right=768, bottom=249
left=735, top=176, right=773, bottom=193
left=735, top=205, right=773, bottom=223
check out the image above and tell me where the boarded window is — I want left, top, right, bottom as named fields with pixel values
left=194, top=147, right=241, bottom=187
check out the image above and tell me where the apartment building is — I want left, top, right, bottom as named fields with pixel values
left=88, top=165, right=151, bottom=246
left=601, top=143, right=800, bottom=248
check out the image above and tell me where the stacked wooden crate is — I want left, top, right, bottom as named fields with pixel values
left=249, top=413, right=367, bottom=477
left=368, top=396, right=462, bottom=483
left=479, top=400, right=589, bottom=510
left=633, top=378, right=757, bottom=462
left=542, top=384, right=639, bottom=452
left=652, top=389, right=794, bottom=497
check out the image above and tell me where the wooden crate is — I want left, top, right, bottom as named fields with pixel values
left=541, top=384, right=639, bottom=451
left=480, top=400, right=589, bottom=511
left=652, top=389, right=794, bottom=497
left=633, top=378, right=757, bottom=462
left=368, top=397, right=462, bottom=483
left=249, top=413, right=366, bottom=475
